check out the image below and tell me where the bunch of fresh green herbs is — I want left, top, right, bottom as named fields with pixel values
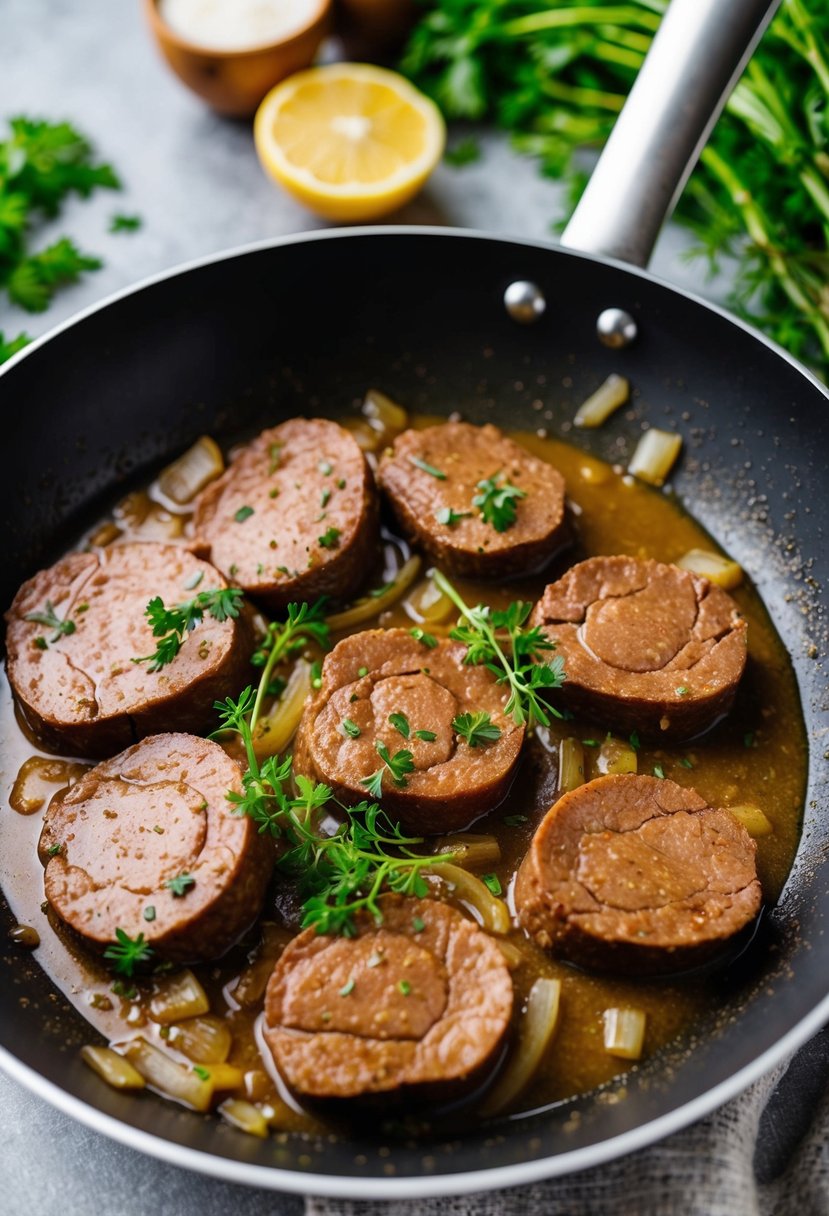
left=402, top=0, right=829, bottom=378
left=0, top=117, right=121, bottom=364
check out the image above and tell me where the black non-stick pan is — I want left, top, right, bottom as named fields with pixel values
left=2, top=0, right=828, bottom=1199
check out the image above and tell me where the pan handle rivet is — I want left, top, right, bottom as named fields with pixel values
left=504, top=281, right=546, bottom=324
left=597, top=308, right=638, bottom=348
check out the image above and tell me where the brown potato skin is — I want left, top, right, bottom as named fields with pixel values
left=4, top=542, right=253, bottom=758
left=515, top=774, right=761, bottom=975
left=377, top=422, right=568, bottom=579
left=191, top=418, right=379, bottom=609
left=38, top=734, right=273, bottom=963
left=531, top=555, right=748, bottom=740
left=263, top=895, right=513, bottom=1100
left=292, top=627, right=525, bottom=834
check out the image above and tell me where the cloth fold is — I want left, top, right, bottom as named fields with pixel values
left=307, top=1025, right=829, bottom=1216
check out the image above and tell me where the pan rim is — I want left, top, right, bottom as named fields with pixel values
left=1, top=223, right=827, bottom=400
left=3, top=986, right=829, bottom=1198
left=2, top=224, right=828, bottom=1196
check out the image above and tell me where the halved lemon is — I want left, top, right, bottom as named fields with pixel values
left=254, top=63, right=446, bottom=221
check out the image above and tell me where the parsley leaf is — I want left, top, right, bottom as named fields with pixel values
left=234, top=505, right=254, bottom=522
left=452, top=711, right=502, bottom=747
left=473, top=473, right=527, bottom=532
left=410, top=627, right=438, bottom=648
left=341, top=718, right=361, bottom=738
left=110, top=213, right=141, bottom=233
left=435, top=506, right=472, bottom=526
left=318, top=526, right=341, bottom=549
left=164, top=872, right=195, bottom=897
left=389, top=712, right=411, bottom=739
left=0, top=329, right=30, bottom=365
left=103, top=928, right=154, bottom=977
left=375, top=740, right=415, bottom=786
left=133, top=587, right=245, bottom=670
left=414, top=729, right=437, bottom=741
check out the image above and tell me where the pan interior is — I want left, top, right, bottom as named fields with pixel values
left=1, top=230, right=828, bottom=1191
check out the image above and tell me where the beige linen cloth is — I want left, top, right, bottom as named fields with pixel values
left=307, top=1031, right=829, bottom=1216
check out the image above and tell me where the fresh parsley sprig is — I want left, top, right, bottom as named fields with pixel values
left=434, top=570, right=565, bottom=727
left=133, top=587, right=245, bottom=672
left=452, top=711, right=502, bottom=747
left=247, top=599, right=329, bottom=733
left=212, top=634, right=454, bottom=935
left=473, top=473, right=526, bottom=532
left=362, top=742, right=415, bottom=797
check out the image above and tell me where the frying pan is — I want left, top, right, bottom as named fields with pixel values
left=2, top=0, right=828, bottom=1199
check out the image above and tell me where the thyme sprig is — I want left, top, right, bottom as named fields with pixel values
left=213, top=603, right=454, bottom=935
left=434, top=571, right=565, bottom=727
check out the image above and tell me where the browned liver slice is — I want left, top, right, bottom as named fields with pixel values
left=191, top=417, right=378, bottom=609
left=515, top=774, right=761, bottom=975
left=4, top=541, right=252, bottom=757
left=263, top=895, right=513, bottom=1099
left=38, top=734, right=273, bottom=963
left=292, top=628, right=525, bottom=834
left=377, top=422, right=568, bottom=579
left=531, top=555, right=748, bottom=740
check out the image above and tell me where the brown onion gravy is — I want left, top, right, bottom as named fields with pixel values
left=0, top=420, right=807, bottom=1131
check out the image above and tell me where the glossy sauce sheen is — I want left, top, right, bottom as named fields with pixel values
left=0, top=421, right=807, bottom=1132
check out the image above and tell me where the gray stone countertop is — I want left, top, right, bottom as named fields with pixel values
left=0, top=3, right=738, bottom=1214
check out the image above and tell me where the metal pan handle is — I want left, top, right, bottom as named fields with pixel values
left=561, top=0, right=780, bottom=268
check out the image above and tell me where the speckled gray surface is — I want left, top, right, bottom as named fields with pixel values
left=0, top=2, right=755, bottom=1214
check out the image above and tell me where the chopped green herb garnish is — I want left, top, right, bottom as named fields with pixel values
left=318, top=460, right=333, bottom=476
left=376, top=741, right=415, bottom=786
left=111, top=980, right=138, bottom=1000
left=164, top=872, right=195, bottom=897
left=582, top=739, right=600, bottom=747
left=336, top=478, right=346, bottom=489
left=110, top=213, right=141, bottom=233
left=361, top=768, right=385, bottom=799
left=133, top=587, right=244, bottom=671
left=504, top=814, right=528, bottom=827
left=653, top=765, right=665, bottom=779
left=318, top=526, right=341, bottom=549
left=234, top=505, right=254, bottom=522
left=398, top=980, right=412, bottom=996
left=679, top=757, right=694, bottom=769
left=24, top=599, right=76, bottom=642
left=629, top=731, right=641, bottom=751
left=33, top=636, right=47, bottom=650
left=409, top=627, right=438, bottom=649
left=435, top=506, right=472, bottom=526
left=482, top=872, right=502, bottom=895
left=358, top=666, right=369, bottom=677
left=46, top=842, right=63, bottom=857
left=228, top=563, right=238, bottom=577
left=414, top=729, right=437, bottom=742
left=339, top=977, right=356, bottom=997
left=389, top=712, right=411, bottom=739
left=435, top=572, right=565, bottom=727
left=268, top=443, right=283, bottom=473
left=473, top=473, right=526, bottom=532
left=341, top=718, right=361, bottom=738
left=143, top=905, right=156, bottom=922
left=675, top=685, right=689, bottom=696
left=103, top=928, right=154, bottom=977
left=452, top=711, right=502, bottom=747
left=408, top=454, right=447, bottom=479
left=412, top=916, right=425, bottom=933
left=193, top=1065, right=211, bottom=1081
left=320, top=488, right=331, bottom=509
left=310, top=659, right=323, bottom=689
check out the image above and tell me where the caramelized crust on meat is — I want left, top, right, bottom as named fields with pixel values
left=515, top=774, right=761, bottom=974
left=263, top=896, right=513, bottom=1099
left=378, top=422, right=568, bottom=579
left=531, top=555, right=748, bottom=740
